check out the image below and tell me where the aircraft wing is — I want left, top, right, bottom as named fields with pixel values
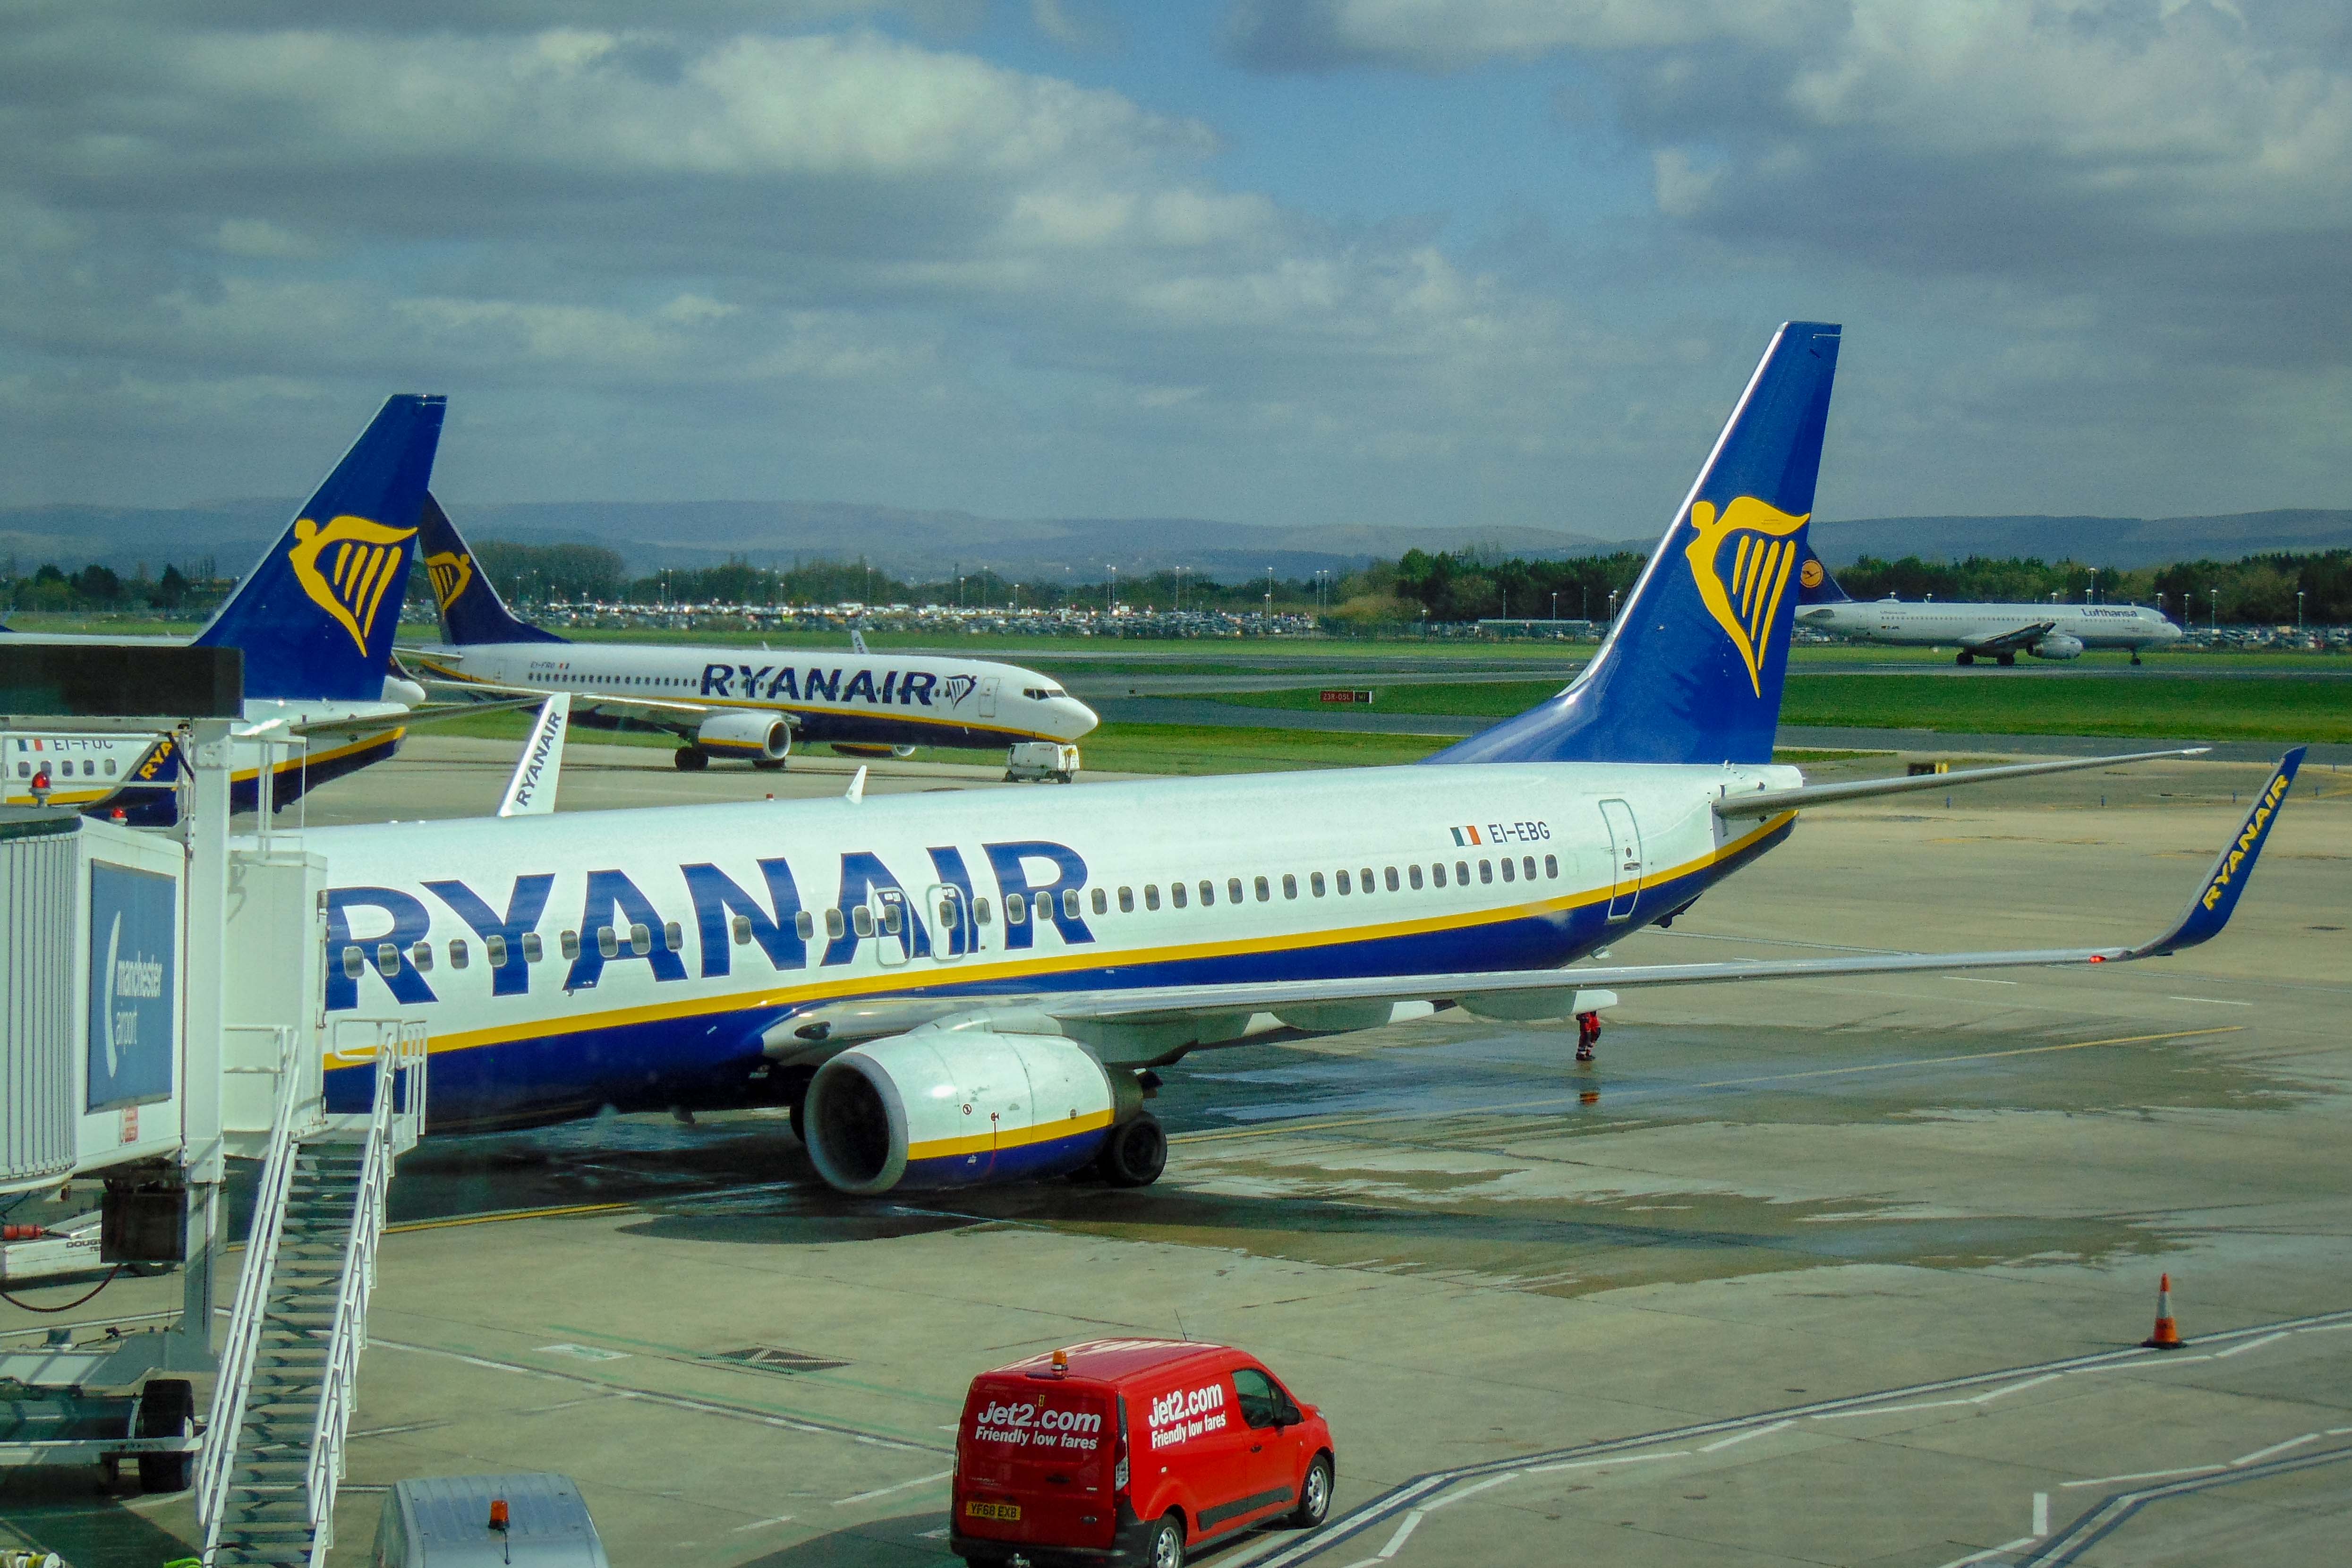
left=768, top=750, right=2302, bottom=1056
left=1714, top=747, right=2208, bottom=818
left=1957, top=621, right=2056, bottom=654
left=409, top=671, right=717, bottom=721
left=261, top=698, right=548, bottom=739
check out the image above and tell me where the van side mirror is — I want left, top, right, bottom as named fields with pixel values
left=1276, top=1400, right=1302, bottom=1428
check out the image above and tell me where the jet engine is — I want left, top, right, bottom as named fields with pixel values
left=2029, top=633, right=2085, bottom=661
left=694, top=710, right=792, bottom=761
left=803, top=1025, right=1154, bottom=1195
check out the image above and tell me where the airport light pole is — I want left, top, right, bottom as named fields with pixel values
left=2210, top=584, right=2218, bottom=631
left=2297, top=590, right=2305, bottom=630
left=2088, top=567, right=2097, bottom=605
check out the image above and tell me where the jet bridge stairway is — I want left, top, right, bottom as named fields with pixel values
left=199, top=1025, right=426, bottom=1568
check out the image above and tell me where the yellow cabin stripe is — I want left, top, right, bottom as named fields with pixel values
left=402, top=810, right=1798, bottom=1058
left=908, top=1108, right=1114, bottom=1162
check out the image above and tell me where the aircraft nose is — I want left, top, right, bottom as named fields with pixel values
left=1062, top=698, right=1100, bottom=737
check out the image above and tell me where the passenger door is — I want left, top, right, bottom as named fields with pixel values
left=1227, top=1367, right=1304, bottom=1529
left=1600, top=799, right=1643, bottom=921
left=978, top=677, right=998, bottom=719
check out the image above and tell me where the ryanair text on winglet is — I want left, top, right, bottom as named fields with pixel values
left=2201, top=769, right=2293, bottom=912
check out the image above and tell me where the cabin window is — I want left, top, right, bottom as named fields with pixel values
left=732, top=914, right=752, bottom=946
left=1479, top=860, right=1493, bottom=884
left=824, top=908, right=845, bottom=939
left=375, top=942, right=400, bottom=975
left=1282, top=874, right=1297, bottom=900
left=597, top=927, right=620, bottom=959
left=104, top=758, right=117, bottom=776
left=399, top=940, right=429, bottom=971
left=1544, top=854, right=1559, bottom=879
left=1063, top=889, right=1082, bottom=921
left=664, top=920, right=683, bottom=951
left=1360, top=866, right=1375, bottom=892
left=1197, top=880, right=1214, bottom=907
left=881, top=902, right=902, bottom=936
left=1006, top=893, right=1028, bottom=924
left=1522, top=856, right=1537, bottom=881
left=1336, top=869, right=1351, bottom=895
left=1407, top=865, right=1423, bottom=890
left=447, top=938, right=469, bottom=970
left=1253, top=876, right=1270, bottom=903
left=1143, top=885, right=1159, bottom=911
left=974, top=898, right=993, bottom=925
left=486, top=934, right=508, bottom=967
left=852, top=906, right=875, bottom=938
left=1095, top=887, right=1112, bottom=915
left=1170, top=882, right=1187, bottom=909
left=1310, top=872, right=1326, bottom=897
left=523, top=933, right=543, bottom=963
left=1222, top=877, right=1239, bottom=904
left=562, top=929, right=580, bottom=960
left=1384, top=866, right=1400, bottom=892
left=629, top=922, right=652, bottom=954
left=1432, top=863, right=1447, bottom=888
left=341, top=946, right=364, bottom=980
left=1457, top=860, right=1471, bottom=885
left=795, top=910, right=816, bottom=940
left=1500, top=858, right=1515, bottom=883
left=1118, top=886, right=1134, bottom=913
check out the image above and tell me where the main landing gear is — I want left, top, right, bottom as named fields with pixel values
left=673, top=746, right=709, bottom=771
left=1575, top=1011, right=1602, bottom=1063
left=2130, top=652, right=2143, bottom=665
left=1955, top=651, right=1973, bottom=666
left=1094, top=1113, right=1168, bottom=1187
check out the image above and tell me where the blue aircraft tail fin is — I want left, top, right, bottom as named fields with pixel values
left=419, top=493, right=566, bottom=646
left=1797, top=540, right=1850, bottom=604
left=1429, top=322, right=1841, bottom=767
left=192, top=395, right=444, bottom=701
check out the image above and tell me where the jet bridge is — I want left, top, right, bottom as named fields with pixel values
left=0, top=646, right=427, bottom=1568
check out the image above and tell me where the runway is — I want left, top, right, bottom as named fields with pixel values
left=4, top=750, right=2348, bottom=1567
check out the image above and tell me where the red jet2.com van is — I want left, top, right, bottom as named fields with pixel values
left=952, top=1339, right=1335, bottom=1567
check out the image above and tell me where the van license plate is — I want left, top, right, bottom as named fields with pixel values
left=966, top=1501, right=1022, bottom=1522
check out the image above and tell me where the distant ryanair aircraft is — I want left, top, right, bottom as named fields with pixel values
left=403, top=496, right=1098, bottom=770
left=1795, top=549, right=2184, bottom=665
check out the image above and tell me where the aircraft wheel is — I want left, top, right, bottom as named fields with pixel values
left=136, top=1378, right=194, bottom=1493
left=788, top=1092, right=807, bottom=1144
left=1996, top=653, right=2015, bottom=666
left=1096, top=1113, right=1167, bottom=1188
left=2131, top=652, right=2143, bottom=665
left=673, top=747, right=709, bottom=772
left=1955, top=651, right=1974, bottom=666
left=753, top=758, right=786, bottom=772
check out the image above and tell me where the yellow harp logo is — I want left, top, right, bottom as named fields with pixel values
left=1683, top=495, right=1811, bottom=697
left=426, top=550, right=473, bottom=612
left=289, top=514, right=418, bottom=657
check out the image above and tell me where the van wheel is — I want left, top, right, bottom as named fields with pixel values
left=1290, top=1452, right=1334, bottom=1527
left=1097, top=1114, right=1167, bottom=1188
left=1145, top=1512, right=1185, bottom=1568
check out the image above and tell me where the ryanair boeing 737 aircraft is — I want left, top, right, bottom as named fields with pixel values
left=302, top=324, right=2301, bottom=1197
left=403, top=498, right=1098, bottom=770
left=3, top=396, right=482, bottom=818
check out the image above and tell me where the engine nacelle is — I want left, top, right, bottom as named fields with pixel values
left=381, top=675, right=428, bottom=707
left=803, top=1026, right=1121, bottom=1194
left=2030, top=633, right=2085, bottom=661
left=695, top=710, right=792, bottom=760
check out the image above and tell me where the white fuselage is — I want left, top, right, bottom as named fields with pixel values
left=308, top=759, right=1799, bottom=1128
left=3, top=697, right=415, bottom=810
left=1800, top=599, right=2182, bottom=652
left=410, top=640, right=1098, bottom=750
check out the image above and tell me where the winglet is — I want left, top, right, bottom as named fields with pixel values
left=496, top=693, right=569, bottom=817
left=2126, top=748, right=2304, bottom=958
left=851, top=628, right=870, bottom=655
left=844, top=764, right=867, bottom=803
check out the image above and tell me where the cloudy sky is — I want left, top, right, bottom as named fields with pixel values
left=6, top=1, right=2348, bottom=537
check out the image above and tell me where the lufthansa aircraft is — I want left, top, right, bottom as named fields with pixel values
left=3, top=396, right=473, bottom=816
left=402, top=498, right=1099, bottom=770
left=1796, top=549, right=2184, bottom=665
left=305, top=324, right=2301, bottom=1197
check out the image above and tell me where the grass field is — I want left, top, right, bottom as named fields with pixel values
left=1195, top=672, right=2352, bottom=742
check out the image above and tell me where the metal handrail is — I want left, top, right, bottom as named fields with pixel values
left=196, top=1024, right=303, bottom=1561
left=303, top=1023, right=426, bottom=1558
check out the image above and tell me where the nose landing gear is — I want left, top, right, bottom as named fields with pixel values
left=1575, top=1011, right=1601, bottom=1063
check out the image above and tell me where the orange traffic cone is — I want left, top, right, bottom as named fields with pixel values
left=2142, top=1273, right=2184, bottom=1349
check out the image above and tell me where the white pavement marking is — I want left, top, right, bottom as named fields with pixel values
left=2214, top=1331, right=2289, bottom=1359
left=1524, top=1449, right=1690, bottom=1476
left=2061, top=1464, right=2223, bottom=1489
left=1814, top=1396, right=1978, bottom=1421
left=536, top=1342, right=629, bottom=1361
left=1700, top=1419, right=1794, bottom=1453
left=1976, top=1373, right=2062, bottom=1403
left=730, top=1516, right=795, bottom=1533
left=833, top=1468, right=956, bottom=1507
left=2032, top=1492, right=2047, bottom=1536
left=2066, top=1354, right=2213, bottom=1373
left=1376, top=1509, right=1426, bottom=1559
left=2231, top=1433, right=2318, bottom=1467
left=2168, top=996, right=2252, bottom=1006
left=1422, top=1472, right=1518, bottom=1512
left=1950, top=977, right=2020, bottom=985
left=1935, top=1536, right=2037, bottom=1568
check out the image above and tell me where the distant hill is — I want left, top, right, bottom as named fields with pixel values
left=1808, top=510, right=2352, bottom=569
left=8, top=497, right=2347, bottom=582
